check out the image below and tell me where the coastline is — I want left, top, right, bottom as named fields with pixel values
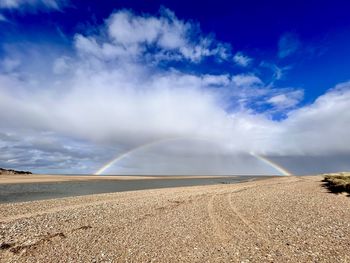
left=0, top=175, right=268, bottom=204
left=0, top=174, right=239, bottom=185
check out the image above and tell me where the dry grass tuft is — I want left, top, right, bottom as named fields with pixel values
left=323, top=172, right=350, bottom=194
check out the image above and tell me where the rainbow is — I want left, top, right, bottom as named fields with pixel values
left=95, top=138, right=293, bottom=176
left=250, top=152, right=292, bottom=176
left=94, top=138, right=185, bottom=175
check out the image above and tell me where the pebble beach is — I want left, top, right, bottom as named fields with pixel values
left=1, top=175, right=350, bottom=262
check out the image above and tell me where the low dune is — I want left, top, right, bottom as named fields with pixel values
left=1, top=176, right=349, bottom=262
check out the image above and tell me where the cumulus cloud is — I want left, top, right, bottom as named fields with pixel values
left=276, top=83, right=350, bottom=154
left=75, top=8, right=230, bottom=63
left=0, top=8, right=349, bottom=174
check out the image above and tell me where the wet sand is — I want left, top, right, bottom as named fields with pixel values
left=1, top=176, right=349, bottom=262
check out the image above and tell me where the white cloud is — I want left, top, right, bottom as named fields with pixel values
left=233, top=52, right=252, bottom=67
left=75, top=8, right=230, bottom=63
left=1, top=57, right=348, bottom=159
left=277, top=83, right=350, bottom=154
left=232, top=74, right=262, bottom=87
left=0, top=0, right=64, bottom=10
left=267, top=90, right=303, bottom=110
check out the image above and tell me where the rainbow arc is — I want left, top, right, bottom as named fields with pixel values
left=95, top=138, right=292, bottom=176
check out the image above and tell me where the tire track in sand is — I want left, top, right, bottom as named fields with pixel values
left=207, top=187, right=252, bottom=242
left=227, top=191, right=270, bottom=245
left=224, top=177, right=304, bottom=245
left=207, top=193, right=231, bottom=242
left=207, top=179, right=299, bottom=244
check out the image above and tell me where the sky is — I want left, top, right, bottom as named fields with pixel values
left=0, top=0, right=349, bottom=175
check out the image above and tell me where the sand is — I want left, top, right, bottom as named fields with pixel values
left=0, top=174, right=232, bottom=184
left=1, top=176, right=349, bottom=262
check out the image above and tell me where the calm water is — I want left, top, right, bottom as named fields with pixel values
left=0, top=176, right=273, bottom=203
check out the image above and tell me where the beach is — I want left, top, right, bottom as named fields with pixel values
left=1, top=175, right=350, bottom=262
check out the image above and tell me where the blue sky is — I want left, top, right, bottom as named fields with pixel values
left=0, top=0, right=349, bottom=175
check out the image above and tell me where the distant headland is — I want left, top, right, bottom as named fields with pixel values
left=0, top=168, right=32, bottom=175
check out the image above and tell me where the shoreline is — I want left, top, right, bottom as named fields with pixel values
left=0, top=175, right=271, bottom=204
left=0, top=174, right=245, bottom=185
